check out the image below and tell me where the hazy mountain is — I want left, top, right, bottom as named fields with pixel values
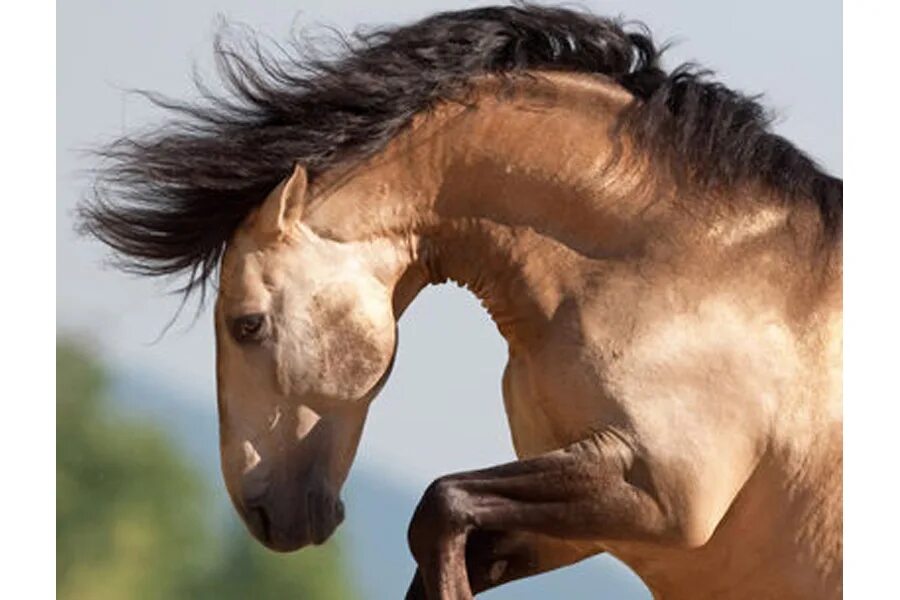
left=109, top=366, right=650, bottom=600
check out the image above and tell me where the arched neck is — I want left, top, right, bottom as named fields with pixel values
left=302, top=73, right=656, bottom=349
left=403, top=219, right=570, bottom=349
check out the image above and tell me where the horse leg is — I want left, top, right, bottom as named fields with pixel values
left=405, top=433, right=676, bottom=599
left=405, top=531, right=599, bottom=599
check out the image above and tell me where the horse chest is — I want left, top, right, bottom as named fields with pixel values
left=501, top=357, right=562, bottom=459
left=498, top=301, right=641, bottom=458
left=500, top=347, right=619, bottom=459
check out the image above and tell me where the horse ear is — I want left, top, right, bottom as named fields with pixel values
left=257, top=164, right=308, bottom=239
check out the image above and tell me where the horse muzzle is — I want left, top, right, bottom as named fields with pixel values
left=240, top=482, right=345, bottom=552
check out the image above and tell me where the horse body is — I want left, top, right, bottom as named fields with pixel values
left=296, top=73, right=842, bottom=597
left=83, top=6, right=841, bottom=598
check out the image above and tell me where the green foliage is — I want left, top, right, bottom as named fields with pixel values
left=57, top=341, right=358, bottom=599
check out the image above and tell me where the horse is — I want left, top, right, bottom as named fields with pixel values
left=81, top=5, right=842, bottom=599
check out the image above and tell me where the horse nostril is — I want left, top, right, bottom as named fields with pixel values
left=240, top=464, right=271, bottom=505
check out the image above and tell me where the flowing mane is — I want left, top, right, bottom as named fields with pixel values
left=81, top=3, right=842, bottom=297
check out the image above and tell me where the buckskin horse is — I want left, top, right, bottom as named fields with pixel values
left=81, top=5, right=842, bottom=599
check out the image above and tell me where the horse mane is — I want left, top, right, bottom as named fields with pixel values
left=81, top=3, right=842, bottom=298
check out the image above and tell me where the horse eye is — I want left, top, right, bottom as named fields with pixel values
left=231, top=313, right=268, bottom=344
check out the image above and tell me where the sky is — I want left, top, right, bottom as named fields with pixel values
left=57, top=0, right=841, bottom=491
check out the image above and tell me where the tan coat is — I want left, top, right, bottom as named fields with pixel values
left=213, top=73, right=841, bottom=599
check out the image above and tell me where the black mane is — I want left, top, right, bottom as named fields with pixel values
left=81, top=3, right=842, bottom=297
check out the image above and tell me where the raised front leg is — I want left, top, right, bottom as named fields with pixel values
left=405, top=530, right=599, bottom=599
left=405, top=432, right=679, bottom=599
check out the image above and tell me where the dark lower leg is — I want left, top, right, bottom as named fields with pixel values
left=405, top=434, right=674, bottom=599
left=405, top=531, right=599, bottom=599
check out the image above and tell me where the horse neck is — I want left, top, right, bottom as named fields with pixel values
left=302, top=73, right=803, bottom=348
left=304, top=75, right=660, bottom=348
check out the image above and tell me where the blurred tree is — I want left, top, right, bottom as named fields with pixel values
left=204, top=523, right=361, bottom=600
left=57, top=340, right=358, bottom=599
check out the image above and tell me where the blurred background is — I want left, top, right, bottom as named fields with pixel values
left=57, top=1, right=841, bottom=598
